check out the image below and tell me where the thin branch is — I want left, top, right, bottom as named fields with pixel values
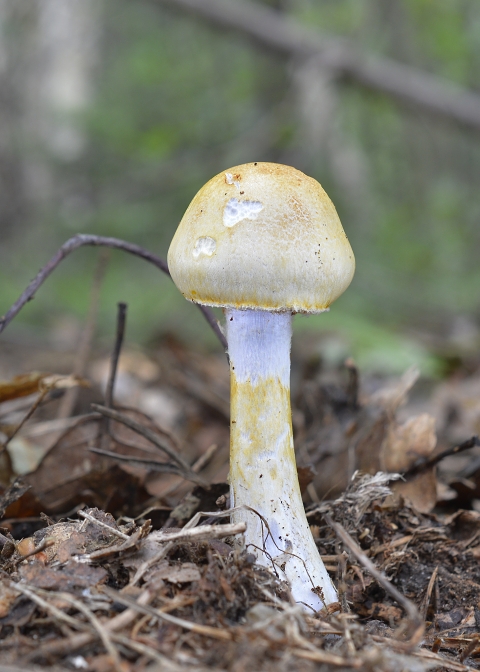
left=0, top=387, right=50, bottom=456
left=56, top=249, right=109, bottom=422
left=90, top=403, right=204, bottom=484
left=101, top=301, right=128, bottom=448
left=129, top=507, right=239, bottom=586
left=402, top=435, right=480, bottom=478
left=88, top=446, right=202, bottom=483
left=155, top=0, right=480, bottom=131
left=139, top=520, right=245, bottom=544
left=105, top=302, right=128, bottom=409
left=0, top=233, right=227, bottom=351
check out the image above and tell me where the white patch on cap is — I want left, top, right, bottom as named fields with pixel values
left=225, top=172, right=240, bottom=189
left=223, top=198, right=263, bottom=228
left=193, top=236, right=216, bottom=259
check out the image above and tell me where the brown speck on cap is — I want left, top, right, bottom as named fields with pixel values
left=168, top=162, right=355, bottom=313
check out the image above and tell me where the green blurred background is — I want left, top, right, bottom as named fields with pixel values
left=1, top=0, right=479, bottom=375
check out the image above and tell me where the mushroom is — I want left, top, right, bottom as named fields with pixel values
left=168, top=162, right=355, bottom=611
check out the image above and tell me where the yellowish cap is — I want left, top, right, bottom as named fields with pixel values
left=168, top=162, right=355, bottom=313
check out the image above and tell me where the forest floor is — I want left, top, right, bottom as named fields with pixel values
left=1, top=323, right=480, bottom=672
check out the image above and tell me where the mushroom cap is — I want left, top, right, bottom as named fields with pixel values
left=168, top=162, right=355, bottom=313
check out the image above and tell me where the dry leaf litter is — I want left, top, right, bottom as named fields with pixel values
left=0, top=335, right=480, bottom=671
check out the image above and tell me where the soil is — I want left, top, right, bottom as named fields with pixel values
left=1, top=331, right=480, bottom=671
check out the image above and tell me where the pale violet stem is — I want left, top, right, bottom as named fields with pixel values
left=226, top=308, right=337, bottom=611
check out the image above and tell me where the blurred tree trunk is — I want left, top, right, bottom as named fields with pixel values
left=0, top=0, right=99, bottom=248
left=0, top=1, right=28, bottom=242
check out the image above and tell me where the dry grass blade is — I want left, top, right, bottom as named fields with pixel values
left=12, top=584, right=123, bottom=671
left=102, top=586, right=233, bottom=641
left=47, top=590, right=123, bottom=671
left=421, top=565, right=439, bottom=621
left=11, top=582, right=90, bottom=632
left=0, top=665, right=69, bottom=672
left=412, top=647, right=479, bottom=671
left=109, top=632, right=184, bottom=670
left=290, top=647, right=363, bottom=667
left=371, top=534, right=414, bottom=556
left=460, top=637, right=480, bottom=663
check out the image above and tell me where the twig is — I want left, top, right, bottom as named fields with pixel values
left=0, top=478, right=32, bottom=520
left=77, top=509, right=130, bottom=540
left=56, top=249, right=109, bottom=423
left=49, top=590, right=123, bottom=671
left=325, top=514, right=424, bottom=650
left=102, top=586, right=233, bottom=640
left=90, top=403, right=202, bottom=483
left=13, top=584, right=124, bottom=670
left=421, top=565, right=439, bottom=622
left=21, top=414, right=92, bottom=438
left=371, top=534, right=414, bottom=556
left=12, top=537, right=54, bottom=567
left=0, top=663, right=64, bottom=672
left=402, top=436, right=480, bottom=478
left=91, top=442, right=219, bottom=489
left=147, top=521, right=245, bottom=544
left=0, top=233, right=227, bottom=350
left=191, top=442, right=219, bottom=473
left=129, top=508, right=238, bottom=586
left=344, top=357, right=359, bottom=408
left=1, top=376, right=86, bottom=457
left=105, top=302, right=127, bottom=409
left=109, top=632, right=183, bottom=670
left=155, top=443, right=222, bottom=499
left=23, top=588, right=154, bottom=661
left=0, top=387, right=50, bottom=456
left=158, top=442, right=221, bottom=499
left=246, top=604, right=303, bottom=633
left=290, top=647, right=362, bottom=668
left=101, top=301, right=128, bottom=449
left=389, top=643, right=479, bottom=671
left=11, top=582, right=91, bottom=632
left=460, top=637, right=480, bottom=663
left=88, top=446, right=200, bottom=481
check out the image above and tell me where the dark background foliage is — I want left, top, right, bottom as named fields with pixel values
left=1, top=0, right=479, bottom=374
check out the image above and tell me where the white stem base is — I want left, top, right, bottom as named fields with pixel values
left=226, top=308, right=337, bottom=612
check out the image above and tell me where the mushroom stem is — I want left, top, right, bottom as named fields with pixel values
left=226, top=308, right=337, bottom=611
